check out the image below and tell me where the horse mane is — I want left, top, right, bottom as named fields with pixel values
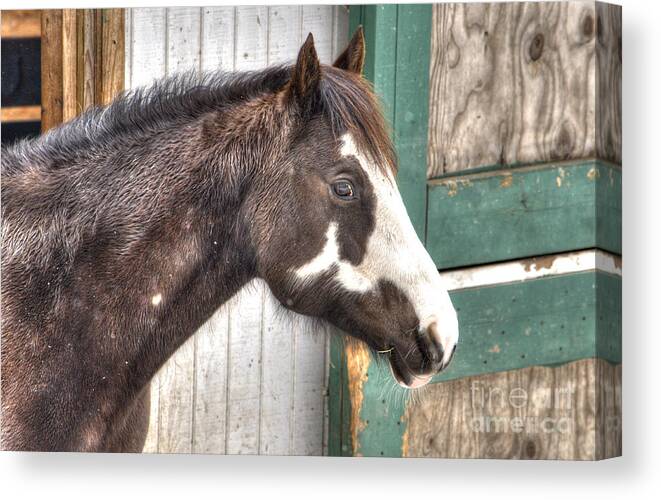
left=1, top=64, right=396, bottom=176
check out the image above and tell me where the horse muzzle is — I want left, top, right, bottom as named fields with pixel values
left=387, top=315, right=458, bottom=389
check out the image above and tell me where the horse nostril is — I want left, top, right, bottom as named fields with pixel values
left=419, top=320, right=444, bottom=367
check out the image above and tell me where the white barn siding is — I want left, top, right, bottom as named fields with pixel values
left=125, top=5, right=349, bottom=455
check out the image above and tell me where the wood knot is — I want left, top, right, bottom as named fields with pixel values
left=529, top=33, right=545, bottom=61
left=582, top=14, right=594, bottom=38
left=525, top=440, right=537, bottom=458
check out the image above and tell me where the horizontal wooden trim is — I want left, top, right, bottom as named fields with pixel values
left=433, top=270, right=621, bottom=383
left=1, top=10, right=41, bottom=38
left=426, top=160, right=622, bottom=270
left=441, top=249, right=621, bottom=291
left=1, top=105, right=41, bottom=122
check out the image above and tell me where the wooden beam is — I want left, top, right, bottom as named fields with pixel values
left=1, top=10, right=41, bottom=38
left=426, top=160, right=621, bottom=269
left=1, top=105, right=41, bottom=123
left=427, top=2, right=622, bottom=177
left=434, top=269, right=621, bottom=383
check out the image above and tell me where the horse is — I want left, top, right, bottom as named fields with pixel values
left=0, top=28, right=458, bottom=452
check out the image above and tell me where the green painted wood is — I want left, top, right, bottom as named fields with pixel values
left=327, top=4, right=433, bottom=457
left=432, top=270, right=622, bottom=383
left=394, top=4, right=432, bottom=239
left=347, top=4, right=430, bottom=238
left=345, top=270, right=622, bottom=457
left=327, top=335, right=345, bottom=456
left=352, top=358, right=407, bottom=457
left=426, top=160, right=622, bottom=270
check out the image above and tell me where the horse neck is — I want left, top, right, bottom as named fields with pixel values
left=105, top=125, right=267, bottom=387
left=33, top=115, right=270, bottom=412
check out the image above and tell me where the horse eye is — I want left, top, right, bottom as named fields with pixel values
left=332, top=180, right=355, bottom=199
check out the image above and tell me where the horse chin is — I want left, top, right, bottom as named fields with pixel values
left=387, top=355, right=433, bottom=390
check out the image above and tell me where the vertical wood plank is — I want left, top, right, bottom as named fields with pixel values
left=41, top=10, right=63, bottom=132
left=141, top=379, right=160, bottom=452
left=200, top=7, right=235, bottom=71
left=234, top=6, right=268, bottom=70
left=166, top=7, right=202, bottom=74
left=124, top=9, right=132, bottom=89
left=302, top=6, right=334, bottom=63
left=99, top=9, right=125, bottom=105
left=292, top=321, right=328, bottom=455
left=129, top=8, right=166, bottom=87
left=267, top=6, right=301, bottom=65
left=61, top=10, right=78, bottom=121
left=259, top=294, right=294, bottom=455
left=332, top=5, right=350, bottom=61
left=595, top=2, right=622, bottom=166
left=192, top=310, right=230, bottom=454
left=394, top=4, right=432, bottom=240
left=81, top=9, right=96, bottom=110
left=226, top=281, right=265, bottom=454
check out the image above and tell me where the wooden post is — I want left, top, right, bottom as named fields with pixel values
left=41, top=10, right=63, bottom=132
left=40, top=8, right=124, bottom=132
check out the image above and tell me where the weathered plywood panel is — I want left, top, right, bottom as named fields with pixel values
left=404, top=358, right=621, bottom=460
left=127, top=5, right=348, bottom=455
left=595, top=3, right=622, bottom=167
left=427, top=1, right=622, bottom=177
left=426, top=160, right=621, bottom=269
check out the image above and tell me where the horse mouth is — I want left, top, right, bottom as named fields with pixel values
left=387, top=349, right=433, bottom=389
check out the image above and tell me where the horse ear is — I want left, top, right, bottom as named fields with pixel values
left=288, top=33, right=321, bottom=109
left=333, top=26, right=365, bottom=75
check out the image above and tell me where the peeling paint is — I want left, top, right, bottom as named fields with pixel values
left=441, top=249, right=622, bottom=291
left=587, top=166, right=600, bottom=180
left=489, top=344, right=501, bottom=353
left=500, top=174, right=513, bottom=188
left=446, top=180, right=458, bottom=197
left=522, top=254, right=558, bottom=272
left=401, top=417, right=410, bottom=457
left=345, top=339, right=371, bottom=456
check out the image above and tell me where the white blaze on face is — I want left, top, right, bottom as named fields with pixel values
left=294, top=133, right=459, bottom=368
